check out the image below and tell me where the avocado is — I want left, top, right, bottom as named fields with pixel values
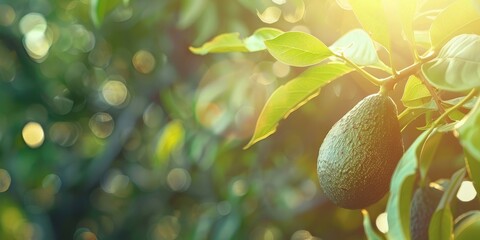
left=317, top=93, right=403, bottom=209
left=410, top=186, right=443, bottom=240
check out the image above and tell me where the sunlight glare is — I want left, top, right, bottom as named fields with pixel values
left=376, top=212, right=388, bottom=233
left=457, top=181, right=477, bottom=202
left=22, top=121, right=45, bottom=148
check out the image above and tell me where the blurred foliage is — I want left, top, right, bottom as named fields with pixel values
left=0, top=0, right=478, bottom=240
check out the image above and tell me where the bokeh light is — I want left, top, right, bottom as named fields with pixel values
left=149, top=216, right=180, bottom=240
left=49, top=122, right=80, bottom=147
left=231, top=179, right=248, bottom=197
left=457, top=181, right=477, bottom=202
left=102, top=80, right=128, bottom=106
left=101, top=170, right=130, bottom=196
left=89, top=112, right=114, bottom=138
left=22, top=122, right=45, bottom=148
left=0, top=4, right=15, bottom=26
left=166, top=168, right=191, bottom=192
left=272, top=61, right=290, bottom=78
left=376, top=212, right=388, bottom=233
left=42, top=174, right=62, bottom=194
left=257, top=7, right=281, bottom=24
left=74, top=228, right=98, bottom=240
left=0, top=169, right=11, bottom=193
left=132, top=50, right=155, bottom=74
left=20, top=13, right=51, bottom=61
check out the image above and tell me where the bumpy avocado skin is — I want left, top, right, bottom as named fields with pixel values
left=317, top=93, right=403, bottom=209
left=410, top=186, right=443, bottom=240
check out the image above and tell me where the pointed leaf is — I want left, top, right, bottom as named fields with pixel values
left=244, top=28, right=284, bottom=52
left=454, top=211, right=480, bottom=239
left=429, top=168, right=466, bottom=240
left=465, top=150, right=480, bottom=195
left=362, top=210, right=384, bottom=240
left=190, top=28, right=284, bottom=55
left=401, top=75, right=432, bottom=108
left=189, top=33, right=248, bottom=55
left=422, top=34, right=480, bottom=92
left=348, top=0, right=391, bottom=53
left=443, top=96, right=478, bottom=109
left=429, top=0, right=480, bottom=50
left=387, top=129, right=434, bottom=240
left=264, top=32, right=333, bottom=67
left=398, top=101, right=437, bottom=131
left=244, top=63, right=352, bottom=148
left=330, top=29, right=389, bottom=70
left=419, top=131, right=443, bottom=186
left=458, top=97, right=480, bottom=165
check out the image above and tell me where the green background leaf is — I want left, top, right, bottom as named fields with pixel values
left=189, top=33, right=248, bottom=55
left=348, top=0, right=391, bottom=54
left=90, top=0, right=122, bottom=27
left=458, top=97, right=480, bottom=157
left=244, top=28, right=284, bottom=52
left=362, top=210, right=384, bottom=240
left=422, top=34, right=480, bottom=92
left=465, top=150, right=480, bottom=196
left=419, top=131, right=443, bottom=186
left=429, top=168, right=466, bottom=240
left=329, top=28, right=389, bottom=70
left=265, top=32, right=333, bottom=67
left=454, top=211, right=480, bottom=239
left=387, top=130, right=433, bottom=240
left=429, top=0, right=480, bottom=49
left=244, top=63, right=352, bottom=148
left=401, top=76, right=432, bottom=108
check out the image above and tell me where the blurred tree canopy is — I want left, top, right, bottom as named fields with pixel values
left=1, top=0, right=477, bottom=240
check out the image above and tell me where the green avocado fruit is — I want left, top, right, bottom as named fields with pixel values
left=410, top=186, right=443, bottom=240
left=317, top=93, right=403, bottom=209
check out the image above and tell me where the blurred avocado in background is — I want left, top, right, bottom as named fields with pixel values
left=1, top=0, right=477, bottom=240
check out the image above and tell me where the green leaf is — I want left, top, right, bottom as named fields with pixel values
left=443, top=96, right=478, bottom=109
left=189, top=33, right=248, bottom=55
left=429, top=0, right=480, bottom=50
left=282, top=0, right=305, bottom=23
left=178, top=0, right=208, bottom=29
left=348, top=0, right=391, bottom=53
left=244, top=28, right=284, bottom=52
left=329, top=29, right=390, bottom=70
left=190, top=28, right=284, bottom=55
left=397, top=0, right=417, bottom=55
left=192, top=2, right=219, bottom=45
left=422, top=34, right=480, bottom=92
left=401, top=76, right=432, bottom=108
left=244, top=62, right=352, bottom=149
left=398, top=101, right=437, bottom=131
left=419, top=131, right=443, bottom=186
left=90, top=0, right=121, bottom=28
left=458, top=98, right=480, bottom=166
left=465, top=150, right=480, bottom=195
left=387, top=129, right=433, bottom=240
left=429, top=168, right=466, bottom=240
left=264, top=32, right=333, bottom=67
left=362, top=210, right=384, bottom=240
left=454, top=211, right=480, bottom=239
left=155, top=120, right=185, bottom=163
